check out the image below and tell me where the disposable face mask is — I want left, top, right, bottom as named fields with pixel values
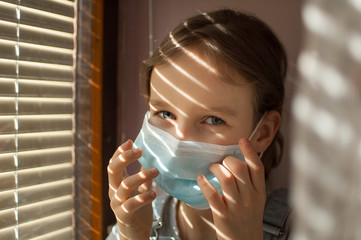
left=134, top=111, right=264, bottom=209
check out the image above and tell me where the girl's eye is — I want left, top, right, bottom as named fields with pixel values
left=204, top=116, right=225, bottom=126
left=158, top=111, right=175, bottom=120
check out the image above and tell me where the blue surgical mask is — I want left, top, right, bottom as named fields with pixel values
left=134, top=111, right=264, bottom=209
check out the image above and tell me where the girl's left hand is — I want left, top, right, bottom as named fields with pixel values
left=197, top=137, right=266, bottom=240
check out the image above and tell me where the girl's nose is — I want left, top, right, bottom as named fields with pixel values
left=170, top=119, right=197, bottom=141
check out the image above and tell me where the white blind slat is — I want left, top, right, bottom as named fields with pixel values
left=1, top=131, right=73, bottom=154
left=0, top=0, right=17, bottom=5
left=19, top=61, right=73, bottom=81
left=19, top=79, right=73, bottom=97
left=0, top=134, right=16, bottom=153
left=20, top=24, right=74, bottom=49
left=0, top=39, right=74, bottom=65
left=18, top=131, right=73, bottom=152
left=0, top=179, right=73, bottom=211
left=17, top=163, right=73, bottom=188
left=0, top=58, right=16, bottom=78
left=0, top=1, right=16, bottom=23
left=1, top=134, right=73, bottom=156
left=18, top=147, right=72, bottom=169
left=0, top=97, right=16, bottom=115
left=0, top=20, right=17, bottom=41
left=0, top=196, right=73, bottom=229
left=19, top=196, right=73, bottom=224
left=0, top=209, right=16, bottom=229
left=0, top=116, right=14, bottom=134
left=20, top=6, right=74, bottom=33
left=0, top=39, right=16, bottom=60
left=28, top=226, right=73, bottom=240
left=0, top=153, right=14, bottom=172
left=0, top=226, right=14, bottom=240
left=0, top=100, right=76, bottom=119
left=0, top=0, right=76, bottom=238
left=19, top=43, right=74, bottom=65
left=21, top=0, right=75, bottom=18
left=0, top=78, right=15, bottom=96
left=18, top=97, right=73, bottom=115
left=19, top=211, right=72, bottom=239
left=0, top=163, right=73, bottom=192
left=0, top=171, right=15, bottom=191
left=18, top=179, right=73, bottom=206
left=18, top=115, right=73, bottom=133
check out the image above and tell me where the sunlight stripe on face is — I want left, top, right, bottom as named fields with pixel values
left=169, top=32, right=217, bottom=74
left=150, top=83, right=188, bottom=117
left=167, top=118, right=184, bottom=139
left=154, top=68, right=209, bottom=110
left=149, top=102, right=183, bottom=138
left=149, top=103, right=158, bottom=111
left=210, top=129, right=226, bottom=140
left=159, top=49, right=210, bottom=91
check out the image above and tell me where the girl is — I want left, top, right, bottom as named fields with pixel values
left=107, top=9, right=289, bottom=240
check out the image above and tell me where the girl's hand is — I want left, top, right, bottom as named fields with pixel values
left=197, top=138, right=266, bottom=240
left=108, top=139, right=159, bottom=240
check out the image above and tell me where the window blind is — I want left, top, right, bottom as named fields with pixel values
left=0, top=0, right=76, bottom=239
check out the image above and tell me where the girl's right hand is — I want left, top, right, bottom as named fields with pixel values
left=108, top=139, right=159, bottom=240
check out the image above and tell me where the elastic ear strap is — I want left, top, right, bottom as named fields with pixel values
left=248, top=111, right=268, bottom=141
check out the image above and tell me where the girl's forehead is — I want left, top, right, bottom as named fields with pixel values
left=158, top=45, right=248, bottom=87
left=149, top=53, right=254, bottom=116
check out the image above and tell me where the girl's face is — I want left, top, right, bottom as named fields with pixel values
left=148, top=51, right=255, bottom=146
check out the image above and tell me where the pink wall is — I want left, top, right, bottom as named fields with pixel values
left=117, top=0, right=303, bottom=189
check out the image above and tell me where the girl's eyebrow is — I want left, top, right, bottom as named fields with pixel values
left=149, top=99, right=174, bottom=112
left=150, top=99, right=237, bottom=117
left=207, top=106, right=238, bottom=117
left=150, top=84, right=188, bottom=117
left=149, top=99, right=167, bottom=108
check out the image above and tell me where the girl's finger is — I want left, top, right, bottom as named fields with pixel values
left=221, top=156, right=252, bottom=192
left=197, top=174, right=225, bottom=213
left=209, top=161, right=239, bottom=203
left=108, top=147, right=142, bottom=196
left=238, top=138, right=265, bottom=192
left=138, top=166, right=153, bottom=193
left=110, top=139, right=133, bottom=160
left=116, top=168, right=159, bottom=202
left=117, top=191, right=156, bottom=222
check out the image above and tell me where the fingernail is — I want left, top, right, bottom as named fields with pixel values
left=240, top=138, right=250, bottom=145
left=132, top=148, right=141, bottom=155
left=150, top=167, right=158, bottom=175
left=197, top=174, right=204, bottom=182
left=120, top=140, right=131, bottom=150
left=124, top=139, right=132, bottom=147
left=149, top=191, right=156, bottom=199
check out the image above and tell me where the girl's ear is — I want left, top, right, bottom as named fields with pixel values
left=251, top=110, right=281, bottom=153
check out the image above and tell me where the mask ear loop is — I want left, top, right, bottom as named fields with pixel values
left=248, top=112, right=268, bottom=159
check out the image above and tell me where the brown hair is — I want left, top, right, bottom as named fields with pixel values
left=139, top=9, right=287, bottom=178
